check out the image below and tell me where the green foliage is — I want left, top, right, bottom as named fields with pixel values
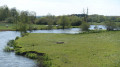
left=0, top=5, right=120, bottom=28
left=21, top=33, right=29, bottom=37
left=70, top=16, right=82, bottom=26
left=81, top=30, right=106, bottom=34
left=46, top=14, right=55, bottom=30
left=80, top=22, right=90, bottom=31
left=37, top=55, right=52, bottom=67
left=36, top=17, right=48, bottom=25
left=0, top=5, right=36, bottom=32
left=5, top=17, right=14, bottom=23
left=15, top=36, right=19, bottom=40
left=57, top=16, right=71, bottom=29
left=7, top=40, right=14, bottom=47
left=116, top=23, right=120, bottom=30
left=25, top=53, right=38, bottom=59
left=16, top=11, right=36, bottom=34
left=104, top=21, right=116, bottom=31
left=15, top=49, right=22, bottom=55
left=3, top=46, right=14, bottom=52
left=4, top=40, right=15, bottom=52
left=0, top=5, right=10, bottom=21
left=17, top=22, right=28, bottom=34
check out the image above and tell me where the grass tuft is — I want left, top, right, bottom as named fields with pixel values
left=3, top=46, right=14, bottom=52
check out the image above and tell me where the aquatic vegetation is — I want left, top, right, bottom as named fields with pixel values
left=3, top=46, right=14, bottom=52
left=7, top=40, right=14, bottom=47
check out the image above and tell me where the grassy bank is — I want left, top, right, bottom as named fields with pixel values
left=0, top=23, right=15, bottom=31
left=0, top=23, right=80, bottom=31
left=14, top=31, right=120, bottom=67
left=0, top=23, right=47, bottom=31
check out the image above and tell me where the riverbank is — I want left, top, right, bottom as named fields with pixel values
left=14, top=31, right=120, bottom=67
left=0, top=23, right=80, bottom=31
left=0, top=31, right=36, bottom=67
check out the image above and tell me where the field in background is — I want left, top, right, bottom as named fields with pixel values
left=0, top=23, right=48, bottom=31
left=0, top=23, right=80, bottom=31
left=89, top=22, right=105, bottom=25
left=15, top=31, right=120, bottom=67
left=0, top=23, right=15, bottom=30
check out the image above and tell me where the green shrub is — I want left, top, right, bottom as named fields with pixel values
left=5, top=17, right=14, bottom=23
left=116, top=23, right=120, bottom=30
left=43, top=61, right=52, bottom=67
left=15, top=36, right=19, bottom=40
left=47, top=25, right=53, bottom=30
left=25, top=53, right=38, bottom=59
left=104, top=21, right=116, bottom=31
left=3, top=46, right=14, bottom=52
left=37, top=55, right=52, bottom=67
left=80, top=30, right=106, bottom=34
left=7, top=40, right=14, bottom=47
left=33, top=27, right=38, bottom=30
left=21, top=33, right=29, bottom=37
left=89, top=30, right=106, bottom=33
left=15, top=49, right=22, bottom=55
left=80, top=22, right=90, bottom=31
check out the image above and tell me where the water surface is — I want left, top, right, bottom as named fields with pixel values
left=0, top=25, right=106, bottom=67
left=0, top=31, right=36, bottom=67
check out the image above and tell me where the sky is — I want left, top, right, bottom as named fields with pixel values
left=0, top=0, right=120, bottom=16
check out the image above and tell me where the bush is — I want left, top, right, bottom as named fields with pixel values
left=21, top=33, right=29, bottom=37
left=104, top=21, right=116, bottom=31
left=7, top=40, right=14, bottom=47
left=15, top=36, right=19, bottom=40
left=33, top=26, right=38, bottom=30
left=5, top=17, right=14, bottom=23
left=80, top=22, right=90, bottom=31
left=25, top=53, right=38, bottom=59
left=89, top=30, right=106, bottom=33
left=47, top=25, right=53, bottom=30
left=3, top=46, right=14, bottom=52
left=116, top=23, right=120, bottom=30
left=15, top=49, right=22, bottom=55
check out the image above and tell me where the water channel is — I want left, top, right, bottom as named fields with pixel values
left=0, top=25, right=106, bottom=67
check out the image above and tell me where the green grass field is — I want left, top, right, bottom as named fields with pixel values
left=15, top=31, right=120, bottom=67
left=0, top=23, right=49, bottom=31
left=0, top=23, right=48, bottom=30
left=0, top=23, right=15, bottom=30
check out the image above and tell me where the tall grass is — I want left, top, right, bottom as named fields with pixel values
left=3, top=39, right=15, bottom=52
left=3, top=46, right=14, bottom=52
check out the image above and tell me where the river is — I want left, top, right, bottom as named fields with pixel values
left=0, top=31, right=37, bottom=67
left=0, top=25, right=106, bottom=67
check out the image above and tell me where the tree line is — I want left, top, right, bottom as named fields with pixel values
left=0, top=5, right=120, bottom=31
left=0, top=5, right=36, bottom=35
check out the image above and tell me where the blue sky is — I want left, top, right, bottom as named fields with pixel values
left=0, top=0, right=120, bottom=16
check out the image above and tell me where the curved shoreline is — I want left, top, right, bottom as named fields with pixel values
left=0, top=31, right=36, bottom=67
